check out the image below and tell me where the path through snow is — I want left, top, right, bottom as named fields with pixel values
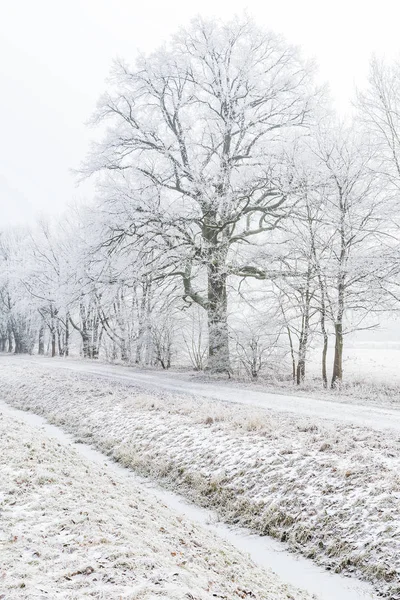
left=7, top=354, right=400, bottom=433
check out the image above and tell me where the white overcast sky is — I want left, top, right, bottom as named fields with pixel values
left=1, top=0, right=400, bottom=227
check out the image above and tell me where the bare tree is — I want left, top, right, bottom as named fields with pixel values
left=83, top=16, right=318, bottom=373
left=311, top=124, right=386, bottom=387
left=0, top=230, right=38, bottom=354
left=183, top=307, right=208, bottom=371
left=357, top=57, right=400, bottom=310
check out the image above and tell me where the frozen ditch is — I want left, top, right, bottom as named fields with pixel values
left=0, top=399, right=379, bottom=600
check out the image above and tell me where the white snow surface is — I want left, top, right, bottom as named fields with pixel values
left=0, top=409, right=314, bottom=600
left=8, top=355, right=400, bottom=432
left=0, top=356, right=399, bottom=598
left=0, top=400, right=379, bottom=600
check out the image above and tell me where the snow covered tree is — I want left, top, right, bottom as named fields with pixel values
left=311, top=124, right=386, bottom=387
left=84, top=16, right=318, bottom=373
left=0, top=229, right=38, bottom=354
left=357, top=57, right=400, bottom=310
left=24, top=219, right=71, bottom=357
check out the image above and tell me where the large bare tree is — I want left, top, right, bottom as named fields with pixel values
left=84, top=17, right=318, bottom=372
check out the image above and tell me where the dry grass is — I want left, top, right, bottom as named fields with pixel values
left=0, top=411, right=312, bottom=599
left=1, top=363, right=399, bottom=599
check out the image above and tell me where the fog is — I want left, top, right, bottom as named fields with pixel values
left=1, top=0, right=400, bottom=226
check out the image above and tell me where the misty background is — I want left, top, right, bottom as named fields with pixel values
left=2, top=0, right=400, bottom=226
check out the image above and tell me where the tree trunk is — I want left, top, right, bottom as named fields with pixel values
left=331, top=191, right=346, bottom=389
left=65, top=316, right=69, bottom=357
left=114, top=292, right=129, bottom=362
left=82, top=333, right=90, bottom=358
left=207, top=263, right=230, bottom=373
left=286, top=326, right=296, bottom=383
left=90, top=316, right=101, bottom=359
left=318, top=289, right=329, bottom=388
left=296, top=319, right=308, bottom=385
left=51, top=330, right=56, bottom=358
left=331, top=322, right=343, bottom=388
left=321, top=315, right=328, bottom=388
left=331, top=255, right=345, bottom=388
left=135, top=280, right=152, bottom=365
left=296, top=266, right=312, bottom=385
left=14, top=333, right=21, bottom=354
left=120, top=340, right=128, bottom=362
left=322, top=335, right=328, bottom=388
left=7, top=327, right=13, bottom=353
left=57, top=326, right=64, bottom=356
left=92, top=338, right=99, bottom=359
left=79, top=302, right=90, bottom=358
left=296, top=359, right=305, bottom=385
left=49, top=307, right=57, bottom=357
left=38, top=324, right=45, bottom=355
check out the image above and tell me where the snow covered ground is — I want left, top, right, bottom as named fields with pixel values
left=6, top=354, right=400, bottom=430
left=307, top=341, right=400, bottom=385
left=1, top=357, right=399, bottom=598
left=0, top=408, right=314, bottom=600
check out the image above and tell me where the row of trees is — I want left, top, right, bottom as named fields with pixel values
left=1, top=18, right=400, bottom=388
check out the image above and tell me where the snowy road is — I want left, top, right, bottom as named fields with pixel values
left=7, top=355, right=400, bottom=432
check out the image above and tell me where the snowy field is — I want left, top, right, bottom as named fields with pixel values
left=0, top=409, right=315, bottom=600
left=0, top=359, right=399, bottom=598
left=307, top=341, right=400, bottom=392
